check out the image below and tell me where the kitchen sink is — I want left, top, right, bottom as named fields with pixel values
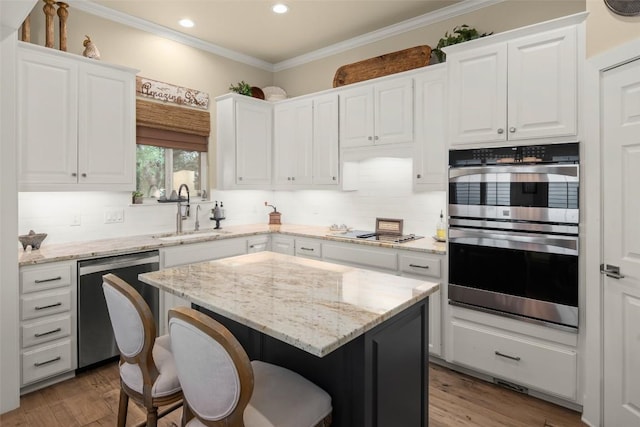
left=153, top=230, right=224, bottom=241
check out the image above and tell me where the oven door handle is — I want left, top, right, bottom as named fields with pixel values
left=449, top=164, right=579, bottom=180
left=449, top=227, right=578, bottom=256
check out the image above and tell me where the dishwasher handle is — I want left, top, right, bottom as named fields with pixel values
left=78, top=251, right=160, bottom=276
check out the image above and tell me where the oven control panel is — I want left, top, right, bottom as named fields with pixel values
left=449, top=143, right=579, bottom=167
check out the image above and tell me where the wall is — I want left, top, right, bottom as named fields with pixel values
left=19, top=158, right=445, bottom=244
left=586, top=0, right=640, bottom=57
left=274, top=0, right=585, bottom=96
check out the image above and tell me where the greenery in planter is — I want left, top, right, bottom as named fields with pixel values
left=432, top=25, right=492, bottom=63
left=229, top=80, right=252, bottom=96
left=132, top=190, right=144, bottom=204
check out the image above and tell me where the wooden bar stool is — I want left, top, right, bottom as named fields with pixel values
left=168, top=306, right=333, bottom=427
left=102, top=273, right=184, bottom=427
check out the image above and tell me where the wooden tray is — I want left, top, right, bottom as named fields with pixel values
left=333, top=45, right=431, bottom=87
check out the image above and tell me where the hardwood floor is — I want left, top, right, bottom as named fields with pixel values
left=1, top=362, right=584, bottom=426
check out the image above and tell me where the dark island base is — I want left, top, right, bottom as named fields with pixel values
left=195, top=298, right=429, bottom=427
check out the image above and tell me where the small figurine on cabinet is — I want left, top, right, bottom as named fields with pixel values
left=82, top=35, right=101, bottom=60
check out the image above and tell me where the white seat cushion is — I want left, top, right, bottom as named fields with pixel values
left=185, top=360, right=331, bottom=427
left=120, top=334, right=181, bottom=398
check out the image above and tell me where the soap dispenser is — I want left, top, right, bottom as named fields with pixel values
left=436, top=210, right=446, bottom=242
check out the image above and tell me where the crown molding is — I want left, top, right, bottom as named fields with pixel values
left=67, top=0, right=506, bottom=73
left=66, top=0, right=275, bottom=72
left=273, top=0, right=506, bottom=71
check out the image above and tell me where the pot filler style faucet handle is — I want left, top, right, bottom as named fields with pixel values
left=176, top=184, right=190, bottom=234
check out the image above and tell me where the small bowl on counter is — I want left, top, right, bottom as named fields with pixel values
left=19, top=230, right=48, bottom=250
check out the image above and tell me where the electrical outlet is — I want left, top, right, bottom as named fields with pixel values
left=70, top=214, right=81, bottom=226
left=104, top=209, right=124, bottom=224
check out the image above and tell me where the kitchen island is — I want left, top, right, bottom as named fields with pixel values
left=140, top=251, right=439, bottom=427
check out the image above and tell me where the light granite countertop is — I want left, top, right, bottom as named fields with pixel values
left=140, top=251, right=440, bottom=357
left=18, top=223, right=446, bottom=266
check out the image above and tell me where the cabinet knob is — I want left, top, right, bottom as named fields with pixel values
left=238, top=176, right=243, bottom=181
left=374, top=135, right=379, bottom=140
left=416, top=174, right=422, bottom=179
left=287, top=177, right=291, bottom=181
left=81, top=173, right=87, bottom=178
left=332, top=176, right=336, bottom=181
left=291, top=177, right=295, bottom=181
left=497, top=128, right=504, bottom=134
left=71, top=172, right=77, bottom=177
left=368, top=136, right=373, bottom=141
left=509, top=127, right=516, bottom=133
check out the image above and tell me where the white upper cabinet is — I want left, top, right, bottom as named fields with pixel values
left=339, top=77, right=413, bottom=148
left=312, top=93, right=339, bottom=186
left=274, top=99, right=313, bottom=186
left=17, top=43, right=136, bottom=191
left=217, top=94, right=272, bottom=189
left=413, top=65, right=447, bottom=191
left=448, top=25, right=578, bottom=147
left=272, top=93, right=339, bottom=188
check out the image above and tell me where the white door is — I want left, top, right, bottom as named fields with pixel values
left=274, top=99, right=312, bottom=186
left=235, top=101, right=272, bottom=186
left=507, top=26, right=577, bottom=141
left=603, top=58, right=640, bottom=426
left=448, top=43, right=507, bottom=146
left=312, top=93, right=339, bottom=185
left=78, top=62, right=135, bottom=187
left=339, top=85, right=373, bottom=148
left=374, top=77, right=414, bottom=145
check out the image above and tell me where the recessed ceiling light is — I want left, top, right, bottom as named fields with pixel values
left=179, top=18, right=194, bottom=28
left=272, top=3, right=288, bottom=14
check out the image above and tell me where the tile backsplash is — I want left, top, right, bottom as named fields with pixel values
left=19, top=158, right=445, bottom=246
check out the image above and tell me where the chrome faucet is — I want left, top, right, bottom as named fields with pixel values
left=176, top=184, right=190, bottom=234
left=195, top=205, right=201, bottom=231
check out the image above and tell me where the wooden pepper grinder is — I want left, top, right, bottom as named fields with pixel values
left=265, top=202, right=281, bottom=225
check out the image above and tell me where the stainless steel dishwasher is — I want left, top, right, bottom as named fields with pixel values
left=77, top=250, right=160, bottom=370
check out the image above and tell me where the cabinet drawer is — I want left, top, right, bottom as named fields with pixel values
left=21, top=288, right=71, bottom=321
left=399, top=254, right=441, bottom=278
left=323, top=244, right=397, bottom=272
left=247, top=237, right=270, bottom=253
left=162, top=238, right=247, bottom=268
left=22, top=339, right=72, bottom=385
left=21, top=264, right=72, bottom=294
left=22, top=314, right=71, bottom=348
left=450, top=320, right=577, bottom=400
left=295, top=240, right=321, bottom=258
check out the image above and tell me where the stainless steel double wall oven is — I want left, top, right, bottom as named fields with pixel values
left=448, top=143, right=580, bottom=329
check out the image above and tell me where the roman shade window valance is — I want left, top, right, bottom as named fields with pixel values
left=136, top=99, right=210, bottom=152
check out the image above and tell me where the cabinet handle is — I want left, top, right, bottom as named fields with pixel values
left=291, top=177, right=295, bottom=181
left=374, top=136, right=379, bottom=140
left=287, top=177, right=291, bottom=181
left=81, top=173, right=87, bottom=177
left=35, top=302, right=62, bottom=311
left=368, top=136, right=373, bottom=141
left=409, top=263, right=429, bottom=269
left=238, top=177, right=243, bottom=181
left=71, top=172, right=77, bottom=177
left=497, top=128, right=504, bottom=134
left=34, top=276, right=62, bottom=284
left=34, top=327, right=62, bottom=338
left=300, top=247, right=314, bottom=251
left=34, top=356, right=61, bottom=367
left=332, top=176, right=336, bottom=181
left=416, top=174, right=422, bottom=179
left=509, top=127, right=516, bottom=133
left=495, top=351, right=521, bottom=361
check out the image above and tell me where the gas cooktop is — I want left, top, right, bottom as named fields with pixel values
left=330, top=230, right=424, bottom=244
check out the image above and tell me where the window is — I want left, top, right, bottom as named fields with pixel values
left=136, top=145, right=207, bottom=199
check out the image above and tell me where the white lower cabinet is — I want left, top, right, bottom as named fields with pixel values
left=158, top=238, right=248, bottom=333
left=398, top=252, right=444, bottom=357
left=294, top=238, right=322, bottom=259
left=19, top=261, right=77, bottom=389
left=448, top=305, right=578, bottom=401
left=247, top=236, right=270, bottom=253
left=271, top=235, right=295, bottom=256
